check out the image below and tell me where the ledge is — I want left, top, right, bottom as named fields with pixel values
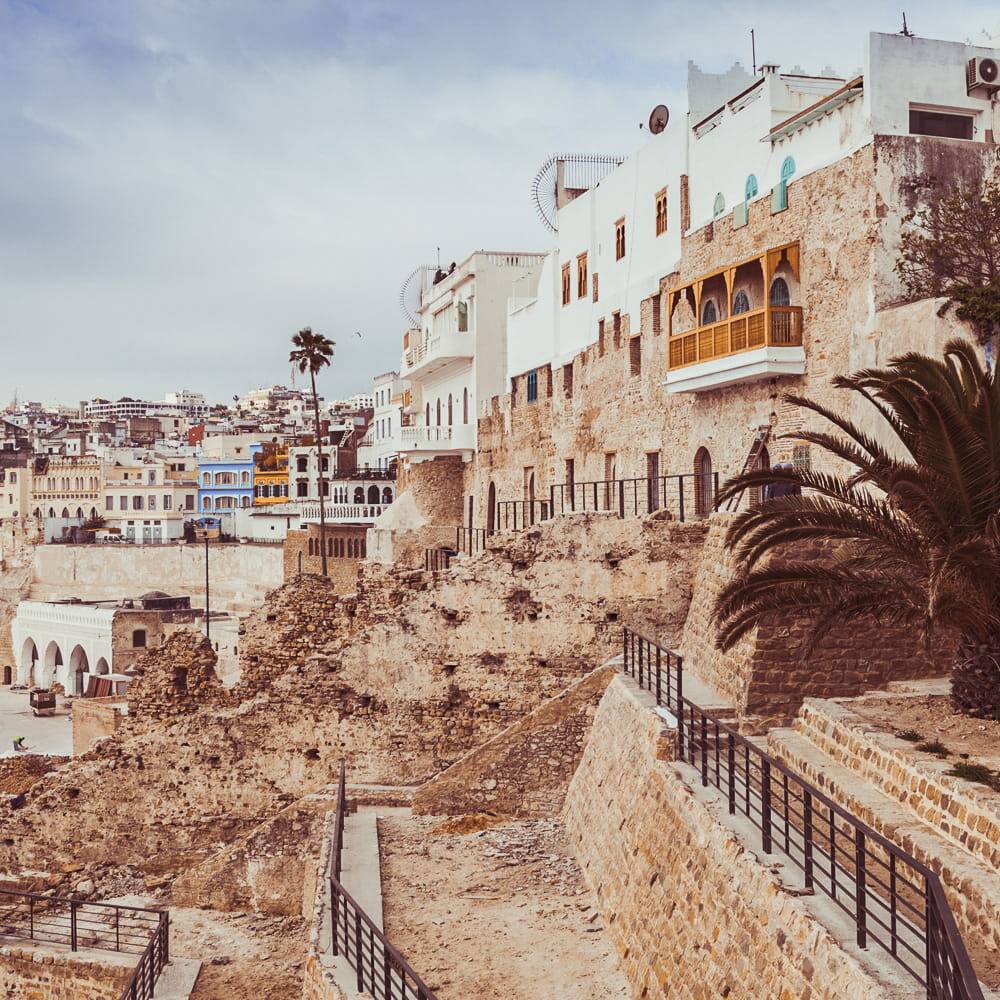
left=665, top=345, right=806, bottom=394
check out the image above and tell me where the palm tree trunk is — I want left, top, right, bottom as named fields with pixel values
left=310, top=368, right=328, bottom=577
left=952, top=628, right=1000, bottom=716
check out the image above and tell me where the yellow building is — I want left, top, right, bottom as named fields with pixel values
left=253, top=446, right=289, bottom=506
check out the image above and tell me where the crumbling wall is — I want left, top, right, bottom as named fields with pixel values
left=71, top=698, right=127, bottom=755
left=0, top=945, right=131, bottom=999
left=412, top=665, right=615, bottom=818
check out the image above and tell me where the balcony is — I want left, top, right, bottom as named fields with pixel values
left=665, top=242, right=805, bottom=394
left=402, top=330, right=473, bottom=378
left=399, top=423, right=475, bottom=462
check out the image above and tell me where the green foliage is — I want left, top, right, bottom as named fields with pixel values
left=711, top=339, right=1000, bottom=716
left=896, top=179, right=1000, bottom=345
left=914, top=740, right=950, bottom=758
left=947, top=761, right=1000, bottom=791
left=289, top=327, right=335, bottom=376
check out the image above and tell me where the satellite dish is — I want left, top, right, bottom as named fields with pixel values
left=399, top=265, right=435, bottom=328
left=648, top=105, right=669, bottom=135
left=530, top=153, right=627, bottom=233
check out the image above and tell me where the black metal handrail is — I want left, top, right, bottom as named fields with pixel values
left=455, top=525, right=488, bottom=557
left=494, top=499, right=551, bottom=531
left=550, top=473, right=720, bottom=521
left=424, top=546, right=455, bottom=572
left=0, top=890, right=169, bottom=1000
left=620, top=627, right=985, bottom=1000
left=328, top=763, right=439, bottom=1000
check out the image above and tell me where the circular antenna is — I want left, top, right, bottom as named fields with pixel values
left=399, top=265, right=435, bottom=328
left=530, top=153, right=627, bottom=233
left=648, top=105, right=669, bottom=134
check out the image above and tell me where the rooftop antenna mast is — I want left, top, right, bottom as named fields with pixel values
left=900, top=11, right=913, bottom=36
left=751, top=28, right=757, bottom=76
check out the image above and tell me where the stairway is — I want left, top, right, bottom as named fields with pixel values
left=723, top=424, right=772, bottom=511
left=767, top=699, right=1000, bottom=994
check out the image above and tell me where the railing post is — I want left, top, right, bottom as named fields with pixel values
left=761, top=760, right=772, bottom=854
left=803, top=791, right=814, bottom=890
left=70, top=899, right=78, bottom=951
left=638, top=639, right=644, bottom=688
left=331, top=880, right=339, bottom=955
left=713, top=471, right=720, bottom=511
left=855, top=828, right=867, bottom=949
left=655, top=646, right=662, bottom=706
left=622, top=629, right=628, bottom=673
left=678, top=476, right=685, bottom=522
left=700, top=712, right=708, bottom=787
left=925, top=881, right=936, bottom=1000
left=29, top=897, right=33, bottom=941
left=727, top=733, right=736, bottom=814
left=676, top=654, right=683, bottom=713
left=355, top=908, right=364, bottom=991
left=618, top=479, right=625, bottom=518
left=549, top=484, right=555, bottom=518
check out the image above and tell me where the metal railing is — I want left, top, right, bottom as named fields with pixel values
left=455, top=525, right=488, bottom=557
left=328, top=763, right=439, bottom=1000
left=424, top=547, right=455, bottom=572
left=620, top=628, right=985, bottom=1000
left=494, top=499, right=551, bottom=531
left=549, top=473, right=720, bottom=521
left=0, top=890, right=169, bottom=1000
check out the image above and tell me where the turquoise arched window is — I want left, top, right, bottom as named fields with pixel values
left=713, top=192, right=726, bottom=217
left=745, top=174, right=758, bottom=200
left=780, top=156, right=796, bottom=181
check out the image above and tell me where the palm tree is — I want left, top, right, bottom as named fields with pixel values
left=713, top=339, right=1000, bottom=717
left=289, top=327, right=335, bottom=576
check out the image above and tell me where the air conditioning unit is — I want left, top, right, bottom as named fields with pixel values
left=966, top=56, right=999, bottom=96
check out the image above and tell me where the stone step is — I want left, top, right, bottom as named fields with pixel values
left=768, top=727, right=1000, bottom=992
left=153, top=957, right=201, bottom=999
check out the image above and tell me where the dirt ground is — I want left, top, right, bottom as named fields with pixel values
left=163, top=905, right=305, bottom=1000
left=379, top=814, right=630, bottom=1000
left=851, top=694, right=1000, bottom=767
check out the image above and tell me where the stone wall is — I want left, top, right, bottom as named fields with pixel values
left=28, top=541, right=283, bottom=610
left=283, top=524, right=367, bottom=591
left=412, top=665, right=615, bottom=818
left=563, top=674, right=905, bottom=999
left=0, top=944, right=131, bottom=999
left=301, top=812, right=346, bottom=1000
left=680, top=514, right=945, bottom=720
left=71, top=698, right=127, bottom=755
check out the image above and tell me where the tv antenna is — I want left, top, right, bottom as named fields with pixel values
left=751, top=28, right=757, bottom=75
left=647, top=105, right=669, bottom=134
left=530, top=153, right=626, bottom=233
left=900, top=11, right=913, bottom=36
left=399, top=265, right=436, bottom=327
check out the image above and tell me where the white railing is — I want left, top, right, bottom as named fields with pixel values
left=399, top=424, right=475, bottom=451
left=299, top=503, right=386, bottom=522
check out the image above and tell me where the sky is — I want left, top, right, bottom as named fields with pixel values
left=1, top=0, right=998, bottom=406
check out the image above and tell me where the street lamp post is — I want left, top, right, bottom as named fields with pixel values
left=204, top=534, right=211, bottom=642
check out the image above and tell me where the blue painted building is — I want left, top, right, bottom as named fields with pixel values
left=198, top=444, right=261, bottom=517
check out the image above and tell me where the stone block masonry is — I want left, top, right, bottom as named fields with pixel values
left=71, top=697, right=127, bottom=755
left=0, top=943, right=132, bottom=999
left=412, top=665, right=616, bottom=818
left=563, top=674, right=910, bottom=999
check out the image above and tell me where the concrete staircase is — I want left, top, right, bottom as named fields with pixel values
left=767, top=693, right=1000, bottom=993
left=152, top=957, right=202, bottom=999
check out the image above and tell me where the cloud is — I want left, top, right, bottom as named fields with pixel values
left=0, top=0, right=997, bottom=403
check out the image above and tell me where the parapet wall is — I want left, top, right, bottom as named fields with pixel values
left=28, top=542, right=283, bottom=610
left=0, top=943, right=131, bottom=999
left=563, top=674, right=905, bottom=999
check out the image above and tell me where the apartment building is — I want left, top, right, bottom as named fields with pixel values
left=399, top=252, right=546, bottom=465
left=356, top=371, right=407, bottom=471
left=102, top=457, right=197, bottom=542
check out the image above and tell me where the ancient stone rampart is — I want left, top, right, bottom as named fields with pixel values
left=0, top=944, right=131, bottom=999
left=564, top=674, right=907, bottom=999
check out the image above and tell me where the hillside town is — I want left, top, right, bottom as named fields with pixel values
left=2, top=12, right=1000, bottom=1000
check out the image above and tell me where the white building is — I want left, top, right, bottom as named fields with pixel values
left=506, top=31, right=1000, bottom=397
left=357, top=371, right=406, bottom=471
left=400, top=251, right=546, bottom=464
left=101, top=457, right=197, bottom=542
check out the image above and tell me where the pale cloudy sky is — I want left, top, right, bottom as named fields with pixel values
left=1, top=0, right=997, bottom=405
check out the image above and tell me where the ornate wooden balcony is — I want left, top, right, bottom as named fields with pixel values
left=668, top=305, right=803, bottom=369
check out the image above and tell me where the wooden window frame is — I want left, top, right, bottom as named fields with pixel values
left=615, top=218, right=626, bottom=260
left=577, top=252, right=588, bottom=299
left=655, top=188, right=668, bottom=236
left=561, top=262, right=571, bottom=306
left=592, top=272, right=599, bottom=302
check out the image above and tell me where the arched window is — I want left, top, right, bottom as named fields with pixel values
left=780, top=156, right=796, bottom=181
left=436, top=399, right=442, bottom=426
left=745, top=174, right=758, bottom=200
left=367, top=485, right=380, bottom=504
left=447, top=394, right=453, bottom=426
left=457, top=300, right=469, bottom=332
left=732, top=290, right=751, bottom=315
left=308, top=538, right=314, bottom=556
left=694, top=448, right=714, bottom=519
left=354, top=486, right=364, bottom=503
left=713, top=192, right=725, bottom=217
left=202, top=497, right=213, bottom=510
left=241, top=471, right=250, bottom=485
left=769, top=277, right=791, bottom=307
left=241, top=496, right=250, bottom=508
left=463, top=387, right=469, bottom=424
left=381, top=487, right=393, bottom=504
left=701, top=299, right=718, bottom=324
left=327, top=537, right=333, bottom=556
left=425, top=402, right=430, bottom=426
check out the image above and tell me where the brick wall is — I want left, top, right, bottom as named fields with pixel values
left=563, top=674, right=902, bottom=1000
left=283, top=523, right=366, bottom=591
